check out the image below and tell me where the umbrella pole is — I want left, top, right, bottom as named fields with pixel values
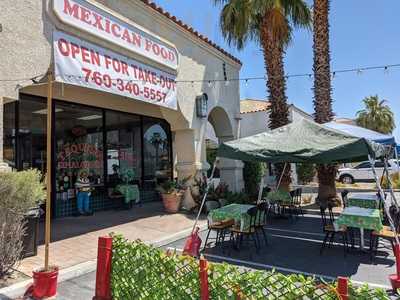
left=257, top=164, right=266, bottom=203
left=395, top=145, right=400, bottom=178
left=44, top=71, right=53, bottom=271
left=276, top=163, right=287, bottom=191
left=369, top=156, right=399, bottom=244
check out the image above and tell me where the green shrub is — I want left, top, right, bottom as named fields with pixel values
left=110, top=238, right=390, bottom=300
left=0, top=169, right=45, bottom=278
left=297, top=163, right=316, bottom=184
left=382, top=172, right=400, bottom=189
left=243, top=161, right=266, bottom=199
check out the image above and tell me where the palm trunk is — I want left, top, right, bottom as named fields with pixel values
left=313, top=0, right=337, bottom=205
left=261, top=16, right=291, bottom=190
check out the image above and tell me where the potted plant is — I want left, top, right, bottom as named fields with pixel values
left=157, top=179, right=183, bottom=213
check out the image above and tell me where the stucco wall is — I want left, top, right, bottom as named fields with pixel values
left=0, top=0, right=243, bottom=186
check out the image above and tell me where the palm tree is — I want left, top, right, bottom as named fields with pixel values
left=214, top=0, right=311, bottom=188
left=356, top=95, right=395, bottom=134
left=313, top=0, right=337, bottom=205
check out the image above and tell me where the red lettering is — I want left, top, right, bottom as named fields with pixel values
left=63, top=0, right=79, bottom=19
left=168, top=51, right=175, bottom=63
left=104, top=55, right=112, bottom=69
left=121, top=29, right=132, bottom=43
left=151, top=72, right=157, bottom=85
left=132, top=33, right=141, bottom=47
left=111, top=23, right=121, bottom=37
left=70, top=42, right=80, bottom=58
left=112, top=58, right=121, bottom=73
left=81, top=46, right=90, bottom=63
left=145, top=39, right=152, bottom=51
left=152, top=44, right=160, bottom=56
left=104, top=19, right=111, bottom=33
left=92, top=12, right=104, bottom=31
left=90, top=50, right=100, bottom=66
left=121, top=61, right=129, bottom=76
left=58, top=38, right=70, bottom=56
left=80, top=7, right=92, bottom=25
left=131, top=65, right=138, bottom=79
left=160, top=48, right=168, bottom=59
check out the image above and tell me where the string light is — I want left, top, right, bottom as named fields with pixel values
left=1, top=63, right=400, bottom=84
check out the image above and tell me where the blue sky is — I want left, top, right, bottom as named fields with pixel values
left=154, top=0, right=400, bottom=141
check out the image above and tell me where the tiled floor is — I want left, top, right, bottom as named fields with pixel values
left=18, top=202, right=205, bottom=276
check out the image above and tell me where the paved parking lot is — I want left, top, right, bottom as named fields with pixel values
left=166, top=213, right=396, bottom=289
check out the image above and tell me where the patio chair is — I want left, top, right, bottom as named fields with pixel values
left=203, top=219, right=234, bottom=251
left=230, top=206, right=260, bottom=251
left=320, top=205, right=349, bottom=256
left=279, top=190, right=296, bottom=218
left=256, top=202, right=269, bottom=246
left=340, top=190, right=349, bottom=208
left=370, top=206, right=400, bottom=259
left=292, top=188, right=304, bottom=217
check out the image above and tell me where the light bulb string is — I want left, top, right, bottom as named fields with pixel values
left=1, top=63, right=399, bottom=84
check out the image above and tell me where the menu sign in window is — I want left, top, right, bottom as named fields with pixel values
left=54, top=0, right=179, bottom=70
left=54, top=31, right=177, bottom=110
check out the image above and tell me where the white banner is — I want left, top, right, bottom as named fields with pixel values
left=54, top=31, right=177, bottom=110
left=54, top=0, right=179, bottom=70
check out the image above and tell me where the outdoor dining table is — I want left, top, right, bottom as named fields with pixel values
left=208, top=203, right=261, bottom=231
left=347, top=193, right=380, bottom=209
left=335, top=206, right=383, bottom=250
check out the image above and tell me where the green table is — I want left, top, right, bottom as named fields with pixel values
left=208, top=204, right=262, bottom=231
left=347, top=193, right=380, bottom=209
left=266, top=190, right=292, bottom=204
left=335, top=207, right=383, bottom=250
left=116, top=184, right=140, bottom=204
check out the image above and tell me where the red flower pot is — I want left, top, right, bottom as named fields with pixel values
left=31, top=266, right=59, bottom=299
left=161, top=193, right=182, bottom=213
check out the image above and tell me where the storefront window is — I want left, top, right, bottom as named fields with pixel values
left=105, top=111, right=142, bottom=187
left=143, top=117, right=172, bottom=186
left=54, top=102, right=104, bottom=204
left=18, top=96, right=47, bottom=173
left=3, top=101, right=16, bottom=168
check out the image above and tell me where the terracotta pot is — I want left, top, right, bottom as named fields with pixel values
left=31, top=266, right=59, bottom=299
left=161, top=193, right=182, bottom=213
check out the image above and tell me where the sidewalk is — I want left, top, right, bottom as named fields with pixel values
left=18, top=202, right=205, bottom=276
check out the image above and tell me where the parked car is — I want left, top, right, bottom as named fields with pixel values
left=337, top=160, right=399, bottom=184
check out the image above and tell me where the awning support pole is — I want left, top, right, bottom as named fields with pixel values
left=383, top=155, right=400, bottom=211
left=276, top=163, right=287, bottom=191
left=191, top=159, right=218, bottom=233
left=44, top=70, right=53, bottom=271
left=257, top=164, right=265, bottom=204
left=369, top=155, right=399, bottom=245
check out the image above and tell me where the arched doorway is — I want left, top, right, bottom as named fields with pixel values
left=207, top=106, right=243, bottom=192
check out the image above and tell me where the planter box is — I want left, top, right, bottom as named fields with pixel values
left=22, top=208, right=40, bottom=258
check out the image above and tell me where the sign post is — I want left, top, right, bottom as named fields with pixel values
left=44, top=70, right=53, bottom=270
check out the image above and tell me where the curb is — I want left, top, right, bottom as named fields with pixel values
left=0, top=223, right=207, bottom=299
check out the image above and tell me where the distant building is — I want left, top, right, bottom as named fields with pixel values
left=239, top=99, right=313, bottom=137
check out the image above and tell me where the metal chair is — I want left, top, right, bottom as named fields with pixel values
left=256, top=202, right=269, bottom=246
left=292, top=188, right=304, bottom=217
left=203, top=218, right=234, bottom=251
left=230, top=206, right=260, bottom=251
left=340, top=190, right=349, bottom=208
left=370, top=206, right=400, bottom=259
left=320, top=205, right=349, bottom=256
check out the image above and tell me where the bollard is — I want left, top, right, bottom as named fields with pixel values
left=337, top=277, right=348, bottom=300
left=199, top=256, right=209, bottom=300
left=93, top=236, right=113, bottom=300
left=389, top=243, right=400, bottom=291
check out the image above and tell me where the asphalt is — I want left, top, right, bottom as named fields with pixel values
left=7, top=212, right=396, bottom=299
left=166, top=213, right=396, bottom=289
